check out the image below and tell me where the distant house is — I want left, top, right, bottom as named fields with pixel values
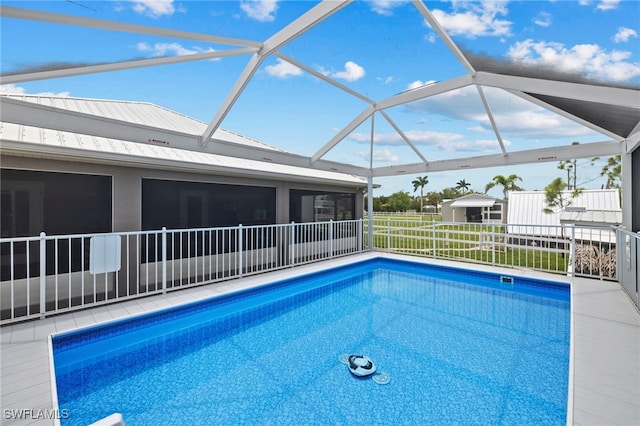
left=441, top=193, right=505, bottom=223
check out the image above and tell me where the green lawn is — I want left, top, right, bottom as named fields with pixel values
left=365, top=218, right=569, bottom=273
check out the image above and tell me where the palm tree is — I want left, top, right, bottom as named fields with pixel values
left=484, top=174, right=523, bottom=201
left=411, top=176, right=429, bottom=213
left=456, top=179, right=471, bottom=194
left=600, top=155, right=621, bottom=189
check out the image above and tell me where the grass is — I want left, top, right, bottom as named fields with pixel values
left=366, top=216, right=569, bottom=273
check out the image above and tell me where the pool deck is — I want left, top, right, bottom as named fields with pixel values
left=1, top=252, right=639, bottom=425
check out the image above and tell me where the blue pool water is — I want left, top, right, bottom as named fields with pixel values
left=52, top=258, right=570, bottom=425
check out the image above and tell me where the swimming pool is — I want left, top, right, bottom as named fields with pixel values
left=52, top=257, right=570, bottom=425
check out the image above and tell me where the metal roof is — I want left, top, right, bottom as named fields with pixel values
left=1, top=94, right=286, bottom=153
left=0, top=95, right=367, bottom=187
left=449, top=194, right=500, bottom=208
left=506, top=189, right=621, bottom=236
left=559, top=210, right=622, bottom=227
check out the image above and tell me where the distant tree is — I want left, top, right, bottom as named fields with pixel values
left=485, top=174, right=523, bottom=200
left=411, top=176, right=429, bottom=213
left=543, top=177, right=582, bottom=214
left=600, top=155, right=621, bottom=189
left=557, top=141, right=599, bottom=190
left=455, top=179, right=471, bottom=194
left=368, top=195, right=389, bottom=212
left=425, top=191, right=442, bottom=214
left=440, top=187, right=462, bottom=200
left=388, top=191, right=412, bottom=212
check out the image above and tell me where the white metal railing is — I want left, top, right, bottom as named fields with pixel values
left=617, top=228, right=639, bottom=309
left=3, top=218, right=635, bottom=324
left=364, top=219, right=620, bottom=279
left=0, top=220, right=363, bottom=324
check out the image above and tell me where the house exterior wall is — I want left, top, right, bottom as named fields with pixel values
left=441, top=201, right=454, bottom=222
left=1, top=154, right=364, bottom=237
left=441, top=197, right=504, bottom=223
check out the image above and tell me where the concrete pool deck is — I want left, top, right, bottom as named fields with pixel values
left=1, top=252, right=639, bottom=425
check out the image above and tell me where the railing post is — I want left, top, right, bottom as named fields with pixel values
left=358, top=218, right=363, bottom=252
left=570, top=225, right=576, bottom=276
left=432, top=222, right=436, bottom=258
left=290, top=222, right=295, bottom=267
left=161, top=227, right=167, bottom=293
left=387, top=217, right=391, bottom=252
left=39, top=232, right=46, bottom=319
left=492, top=225, right=496, bottom=266
left=329, top=220, right=334, bottom=258
left=238, top=224, right=243, bottom=277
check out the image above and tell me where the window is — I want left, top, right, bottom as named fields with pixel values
left=289, top=190, right=355, bottom=223
left=142, top=179, right=276, bottom=261
left=142, top=179, right=276, bottom=230
left=0, top=169, right=112, bottom=280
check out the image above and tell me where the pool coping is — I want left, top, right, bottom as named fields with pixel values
left=2, top=252, right=638, bottom=425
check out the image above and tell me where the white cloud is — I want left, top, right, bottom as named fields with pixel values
left=506, top=39, right=640, bottom=82
left=136, top=42, right=216, bottom=57
left=597, top=0, right=620, bottom=11
left=369, top=0, right=410, bottom=16
left=0, top=84, right=26, bottom=95
left=578, top=0, right=591, bottom=5
left=533, top=11, right=552, bottom=27
left=377, top=76, right=394, bottom=85
left=425, top=33, right=438, bottom=43
left=356, top=148, right=400, bottom=163
left=264, top=58, right=302, bottom=78
left=327, top=61, right=365, bottom=82
left=430, top=1, right=512, bottom=39
left=240, top=0, right=278, bottom=22
left=0, top=84, right=70, bottom=97
left=403, top=86, right=595, bottom=139
left=350, top=129, right=509, bottom=153
left=406, top=80, right=437, bottom=90
left=131, top=0, right=175, bottom=18
left=614, top=27, right=638, bottom=43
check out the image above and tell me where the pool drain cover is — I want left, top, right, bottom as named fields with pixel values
left=373, top=372, right=391, bottom=385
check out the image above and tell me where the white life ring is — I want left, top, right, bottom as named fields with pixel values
left=348, top=355, right=377, bottom=377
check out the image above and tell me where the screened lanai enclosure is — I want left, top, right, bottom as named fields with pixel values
left=1, top=1, right=639, bottom=322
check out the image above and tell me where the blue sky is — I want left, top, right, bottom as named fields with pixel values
left=2, top=0, right=639, bottom=198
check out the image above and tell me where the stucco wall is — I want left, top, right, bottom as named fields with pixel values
left=1, top=155, right=365, bottom=234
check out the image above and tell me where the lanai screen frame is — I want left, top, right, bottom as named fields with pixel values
left=1, top=1, right=639, bottom=232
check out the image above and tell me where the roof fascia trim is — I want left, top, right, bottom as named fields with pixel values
left=371, top=140, right=622, bottom=177
left=1, top=141, right=367, bottom=188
